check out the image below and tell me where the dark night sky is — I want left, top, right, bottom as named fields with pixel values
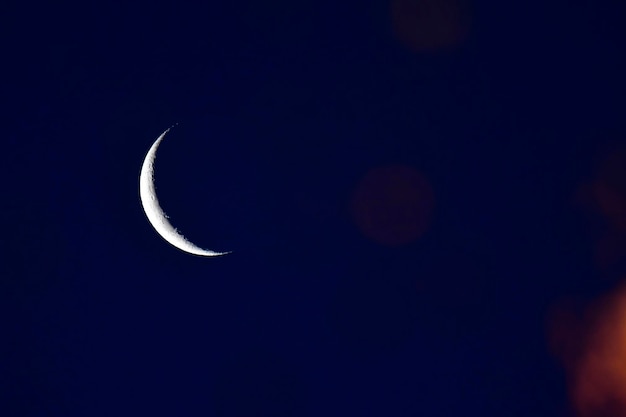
left=2, top=0, right=626, bottom=416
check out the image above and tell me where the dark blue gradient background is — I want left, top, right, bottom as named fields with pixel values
left=2, top=0, right=625, bottom=416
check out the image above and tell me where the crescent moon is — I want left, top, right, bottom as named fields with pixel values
left=139, top=127, right=230, bottom=256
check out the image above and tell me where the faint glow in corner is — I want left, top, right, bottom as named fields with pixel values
left=550, top=285, right=626, bottom=416
left=390, top=0, right=471, bottom=52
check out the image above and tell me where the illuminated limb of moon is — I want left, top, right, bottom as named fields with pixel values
left=139, top=127, right=230, bottom=256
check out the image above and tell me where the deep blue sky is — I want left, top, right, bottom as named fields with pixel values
left=3, top=0, right=626, bottom=416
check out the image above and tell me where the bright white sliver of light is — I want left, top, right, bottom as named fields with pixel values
left=139, top=128, right=230, bottom=257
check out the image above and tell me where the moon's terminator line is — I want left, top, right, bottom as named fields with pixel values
left=139, top=127, right=229, bottom=256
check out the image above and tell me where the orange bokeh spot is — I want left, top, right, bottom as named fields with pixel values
left=551, top=284, right=626, bottom=416
left=350, top=164, right=434, bottom=246
left=391, top=0, right=470, bottom=52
